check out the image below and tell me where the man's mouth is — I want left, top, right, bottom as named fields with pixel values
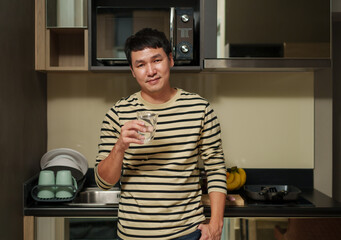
left=147, top=77, right=160, bottom=83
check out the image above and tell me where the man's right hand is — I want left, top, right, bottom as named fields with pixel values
left=116, top=120, right=147, bottom=151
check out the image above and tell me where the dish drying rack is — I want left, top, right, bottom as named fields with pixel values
left=31, top=178, right=85, bottom=203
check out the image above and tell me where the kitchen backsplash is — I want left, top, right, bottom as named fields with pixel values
left=47, top=71, right=314, bottom=169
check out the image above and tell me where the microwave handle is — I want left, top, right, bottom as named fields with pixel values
left=170, top=7, right=176, bottom=58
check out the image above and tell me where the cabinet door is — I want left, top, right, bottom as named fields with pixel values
left=36, top=217, right=119, bottom=240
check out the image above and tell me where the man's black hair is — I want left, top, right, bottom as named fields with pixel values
left=124, top=28, right=172, bottom=67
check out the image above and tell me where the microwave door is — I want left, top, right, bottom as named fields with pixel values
left=96, top=8, right=132, bottom=65
left=96, top=8, right=171, bottom=66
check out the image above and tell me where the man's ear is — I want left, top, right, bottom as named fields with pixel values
left=168, top=53, right=174, bottom=67
left=130, top=66, right=136, bottom=78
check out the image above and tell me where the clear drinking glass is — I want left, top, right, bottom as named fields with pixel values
left=137, top=111, right=158, bottom=144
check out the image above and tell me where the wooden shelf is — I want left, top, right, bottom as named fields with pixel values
left=35, top=0, right=88, bottom=71
left=46, top=28, right=88, bottom=71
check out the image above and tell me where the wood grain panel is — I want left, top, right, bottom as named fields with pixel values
left=35, top=0, right=46, bottom=70
left=201, top=194, right=245, bottom=206
left=23, top=216, right=35, bottom=240
left=46, top=28, right=88, bottom=71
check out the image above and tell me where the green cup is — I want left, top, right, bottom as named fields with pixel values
left=37, top=170, right=55, bottom=199
left=55, top=170, right=77, bottom=198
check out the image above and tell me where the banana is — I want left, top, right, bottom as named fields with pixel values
left=227, top=167, right=241, bottom=191
left=226, top=166, right=247, bottom=191
left=226, top=171, right=235, bottom=184
left=237, top=167, right=247, bottom=189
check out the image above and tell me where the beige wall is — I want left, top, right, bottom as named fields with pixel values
left=47, top=71, right=314, bottom=169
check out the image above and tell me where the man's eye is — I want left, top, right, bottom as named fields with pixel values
left=154, top=59, right=161, bottom=63
left=137, top=64, right=144, bottom=68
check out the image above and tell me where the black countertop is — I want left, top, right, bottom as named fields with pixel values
left=24, top=189, right=341, bottom=218
left=24, top=169, right=341, bottom=218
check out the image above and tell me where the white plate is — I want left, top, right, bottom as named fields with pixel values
left=41, top=148, right=88, bottom=180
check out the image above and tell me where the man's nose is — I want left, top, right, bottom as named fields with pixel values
left=146, top=64, right=156, bottom=76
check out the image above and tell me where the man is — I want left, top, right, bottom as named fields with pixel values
left=95, top=28, right=227, bottom=240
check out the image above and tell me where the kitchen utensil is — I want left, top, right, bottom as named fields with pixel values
left=37, top=170, right=55, bottom=199
left=40, top=148, right=88, bottom=181
left=55, top=170, right=78, bottom=198
left=137, top=111, right=158, bottom=144
left=244, top=185, right=301, bottom=201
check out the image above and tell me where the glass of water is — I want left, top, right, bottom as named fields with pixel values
left=137, top=111, right=158, bottom=144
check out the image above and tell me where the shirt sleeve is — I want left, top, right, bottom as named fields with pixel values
left=199, top=103, right=227, bottom=195
left=94, top=106, right=121, bottom=190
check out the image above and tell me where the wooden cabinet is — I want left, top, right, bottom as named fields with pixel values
left=45, top=28, right=88, bottom=71
left=35, top=0, right=88, bottom=71
left=24, top=216, right=34, bottom=240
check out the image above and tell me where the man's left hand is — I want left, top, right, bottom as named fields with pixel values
left=197, top=223, right=222, bottom=240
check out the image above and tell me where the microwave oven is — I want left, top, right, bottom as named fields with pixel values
left=89, top=0, right=201, bottom=68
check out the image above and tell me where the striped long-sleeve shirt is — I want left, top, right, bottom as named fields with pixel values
left=95, top=88, right=227, bottom=240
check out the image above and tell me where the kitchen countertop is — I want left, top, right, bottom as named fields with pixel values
left=24, top=189, right=341, bottom=218
left=23, top=170, right=341, bottom=218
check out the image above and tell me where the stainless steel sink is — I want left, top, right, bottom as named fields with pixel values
left=67, top=187, right=120, bottom=207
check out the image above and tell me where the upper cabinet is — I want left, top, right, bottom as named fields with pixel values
left=217, top=0, right=330, bottom=59
left=204, top=0, right=331, bottom=71
left=35, top=0, right=332, bottom=72
left=36, top=0, right=205, bottom=71
left=35, top=0, right=88, bottom=71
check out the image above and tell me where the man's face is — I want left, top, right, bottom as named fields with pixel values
left=130, top=47, right=174, bottom=97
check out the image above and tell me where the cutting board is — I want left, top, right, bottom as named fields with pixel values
left=201, top=194, right=244, bottom=206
